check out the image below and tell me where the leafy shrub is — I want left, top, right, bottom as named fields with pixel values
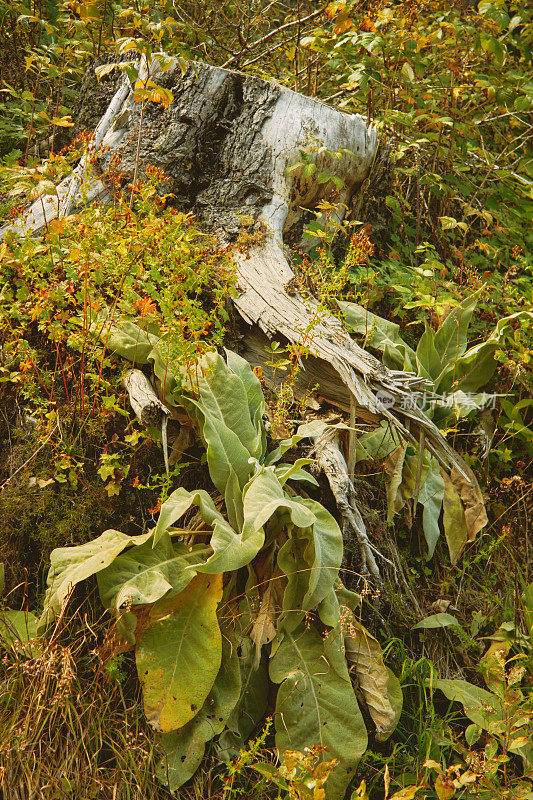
left=37, top=347, right=403, bottom=799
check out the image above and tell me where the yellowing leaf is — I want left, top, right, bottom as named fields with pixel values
left=50, top=116, right=74, bottom=127
left=157, top=634, right=241, bottom=790
left=94, top=62, right=118, bottom=80
left=434, top=773, right=455, bottom=800
left=389, top=787, right=422, bottom=800
left=334, top=16, right=353, bottom=34
left=401, top=62, right=415, bottom=82
left=136, top=573, right=222, bottom=733
left=250, top=582, right=278, bottom=668
left=441, top=470, right=468, bottom=564
left=29, top=180, right=57, bottom=200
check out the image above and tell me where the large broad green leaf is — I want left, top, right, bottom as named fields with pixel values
left=275, top=459, right=319, bottom=487
left=243, top=467, right=315, bottom=537
left=224, top=464, right=244, bottom=531
left=318, top=590, right=351, bottom=681
left=277, top=529, right=313, bottom=633
left=153, top=487, right=224, bottom=544
left=179, top=352, right=263, bottom=492
left=433, top=291, right=480, bottom=368
left=265, top=420, right=329, bottom=466
left=136, top=573, right=223, bottom=733
left=224, top=348, right=266, bottom=458
left=39, top=529, right=153, bottom=631
left=344, top=612, right=402, bottom=741
left=0, top=610, right=41, bottom=657
left=97, top=534, right=209, bottom=642
left=293, top=498, right=343, bottom=612
left=439, top=311, right=532, bottom=394
left=218, top=633, right=269, bottom=761
left=415, top=325, right=442, bottom=384
left=433, top=679, right=503, bottom=731
left=151, top=487, right=261, bottom=573
left=274, top=490, right=341, bottom=632
left=339, top=300, right=416, bottom=371
left=418, top=457, right=445, bottom=559
left=270, top=625, right=368, bottom=800
left=156, top=633, right=241, bottom=791
left=94, top=316, right=161, bottom=365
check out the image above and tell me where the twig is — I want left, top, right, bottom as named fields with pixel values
left=222, top=8, right=324, bottom=68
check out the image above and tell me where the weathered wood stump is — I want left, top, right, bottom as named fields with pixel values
left=0, top=58, right=487, bottom=568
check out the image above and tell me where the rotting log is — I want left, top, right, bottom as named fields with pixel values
left=0, top=58, right=487, bottom=569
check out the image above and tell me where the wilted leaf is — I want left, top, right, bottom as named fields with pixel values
left=344, top=613, right=402, bottom=740
left=136, top=573, right=223, bottom=732
left=157, top=633, right=241, bottom=790
left=449, top=466, right=487, bottom=543
left=434, top=773, right=455, bottom=800
left=270, top=624, right=368, bottom=800
left=250, top=582, right=278, bottom=668
left=385, top=443, right=421, bottom=521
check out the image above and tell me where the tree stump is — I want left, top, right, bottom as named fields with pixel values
left=1, top=58, right=487, bottom=559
